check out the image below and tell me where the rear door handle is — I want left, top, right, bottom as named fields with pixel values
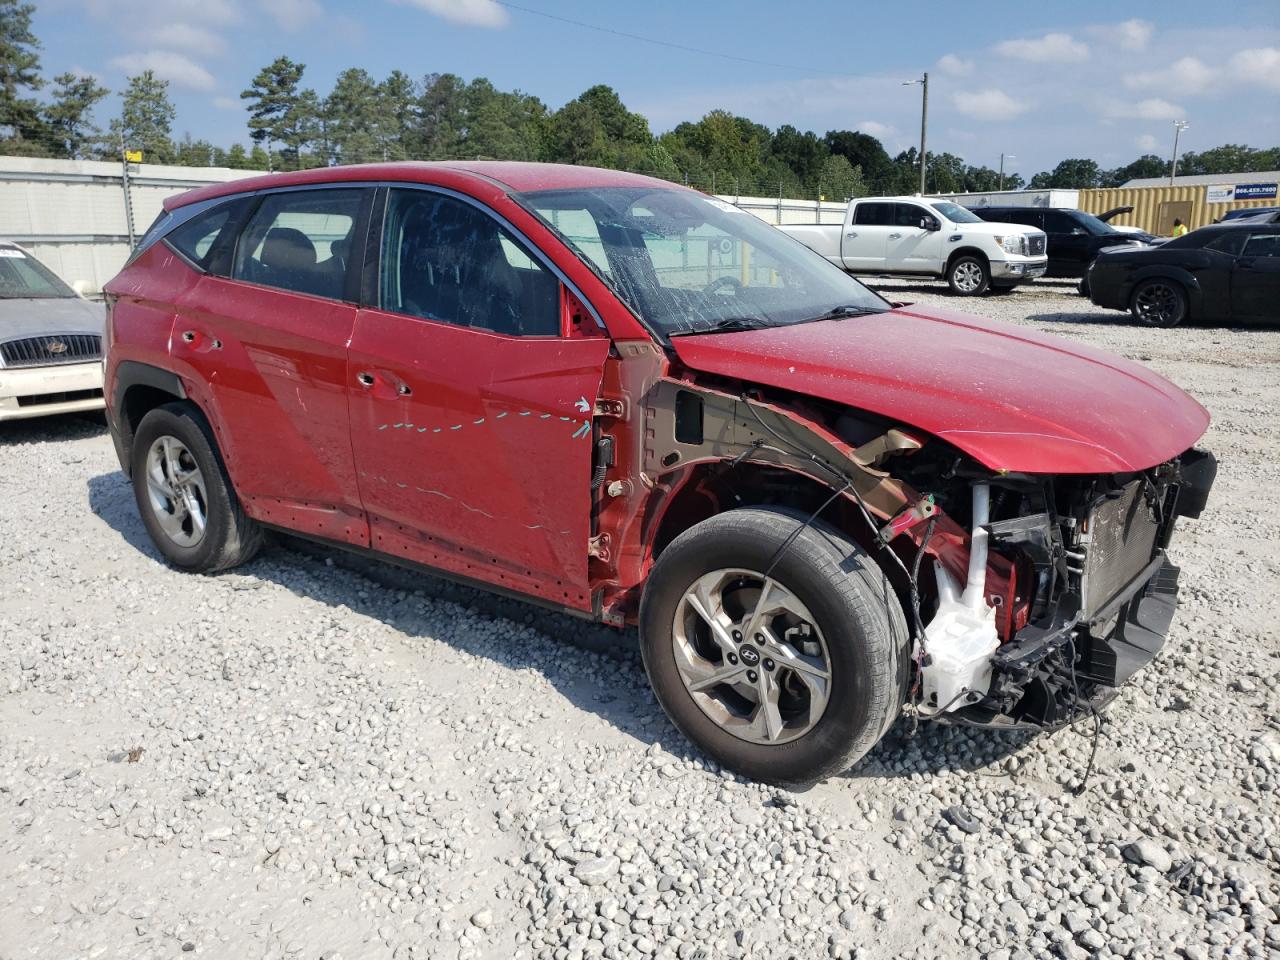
left=887, top=232, right=902, bottom=240
left=356, top=372, right=374, bottom=387
left=845, top=231, right=858, bottom=238
left=1236, top=257, right=1256, bottom=269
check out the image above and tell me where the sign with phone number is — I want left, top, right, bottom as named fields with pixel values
left=1207, top=182, right=1278, bottom=202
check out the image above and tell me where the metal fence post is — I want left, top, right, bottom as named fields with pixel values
left=120, top=151, right=136, bottom=250
left=777, top=183, right=783, bottom=224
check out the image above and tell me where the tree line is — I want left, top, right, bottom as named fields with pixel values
left=2, top=0, right=1277, bottom=199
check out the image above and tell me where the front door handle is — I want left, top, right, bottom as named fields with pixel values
left=845, top=231, right=858, bottom=238
left=887, top=232, right=902, bottom=240
left=356, top=372, right=374, bottom=387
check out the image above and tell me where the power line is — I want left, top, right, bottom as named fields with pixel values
left=492, top=1, right=892, bottom=81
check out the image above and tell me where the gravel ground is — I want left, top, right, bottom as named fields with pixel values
left=2, top=279, right=1278, bottom=960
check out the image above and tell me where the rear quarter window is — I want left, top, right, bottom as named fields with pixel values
left=164, top=198, right=250, bottom=273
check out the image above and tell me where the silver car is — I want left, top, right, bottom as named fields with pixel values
left=0, top=241, right=105, bottom=422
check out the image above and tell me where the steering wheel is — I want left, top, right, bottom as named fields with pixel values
left=703, top=275, right=744, bottom=296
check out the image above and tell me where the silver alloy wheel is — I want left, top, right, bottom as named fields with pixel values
left=952, top=260, right=983, bottom=293
left=671, top=568, right=832, bottom=745
left=1134, top=281, right=1181, bottom=325
left=144, top=436, right=209, bottom=548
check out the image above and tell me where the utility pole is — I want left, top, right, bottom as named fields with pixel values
left=999, top=153, right=1015, bottom=191
left=904, top=73, right=928, bottom=194
left=1169, top=120, right=1189, bottom=185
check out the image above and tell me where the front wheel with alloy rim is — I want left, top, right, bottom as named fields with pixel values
left=947, top=255, right=990, bottom=296
left=1130, top=278, right=1187, bottom=327
left=130, top=402, right=263, bottom=572
left=639, top=507, right=910, bottom=785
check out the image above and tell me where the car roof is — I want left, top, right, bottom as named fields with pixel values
left=164, top=161, right=682, bottom=211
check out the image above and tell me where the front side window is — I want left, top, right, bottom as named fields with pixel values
left=518, top=187, right=889, bottom=337
left=379, top=189, right=560, bottom=336
left=853, top=202, right=893, bottom=226
left=232, top=189, right=363, bottom=300
left=894, top=204, right=931, bottom=228
left=1204, top=232, right=1247, bottom=256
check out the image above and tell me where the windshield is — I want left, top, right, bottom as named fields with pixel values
left=930, top=201, right=984, bottom=224
left=0, top=246, right=76, bottom=300
left=515, top=186, right=889, bottom=336
left=1073, top=211, right=1119, bottom=235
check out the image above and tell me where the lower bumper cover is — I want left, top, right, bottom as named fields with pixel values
left=0, top=361, right=104, bottom=421
left=991, top=258, right=1049, bottom=281
left=947, top=554, right=1180, bottom=730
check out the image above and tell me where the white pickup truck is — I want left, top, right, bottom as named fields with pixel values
left=779, top=196, right=1048, bottom=295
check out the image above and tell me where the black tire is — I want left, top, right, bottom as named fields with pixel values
left=1130, top=278, right=1187, bottom=327
left=639, top=507, right=909, bottom=785
left=946, top=254, right=990, bottom=296
left=130, top=401, right=263, bottom=572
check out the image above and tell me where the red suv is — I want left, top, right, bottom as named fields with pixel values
left=104, top=163, right=1215, bottom=784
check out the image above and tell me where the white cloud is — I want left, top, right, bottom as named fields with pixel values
left=267, top=0, right=324, bottom=31
left=994, top=32, right=1089, bottom=63
left=936, top=54, right=974, bottom=77
left=857, top=120, right=895, bottom=139
left=1228, top=47, right=1280, bottom=91
left=139, top=23, right=227, bottom=55
left=212, top=95, right=240, bottom=111
left=950, top=88, right=1031, bottom=122
left=1136, top=133, right=1160, bottom=151
left=1113, top=19, right=1154, bottom=51
left=1124, top=56, right=1218, bottom=96
left=395, top=0, right=508, bottom=27
left=109, top=50, right=216, bottom=91
left=1103, top=97, right=1186, bottom=121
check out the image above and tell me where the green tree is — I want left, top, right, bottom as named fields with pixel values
left=241, top=56, right=318, bottom=170
left=103, top=70, right=176, bottom=163
left=1103, top=154, right=1167, bottom=187
left=0, top=0, right=49, bottom=155
left=1177, top=143, right=1279, bottom=176
left=1028, top=158, right=1103, bottom=189
left=417, top=72, right=468, bottom=158
left=325, top=67, right=383, bottom=163
left=770, top=124, right=827, bottom=191
left=817, top=154, right=865, bottom=201
left=43, top=71, right=108, bottom=159
left=379, top=69, right=418, bottom=160
left=824, top=130, right=894, bottom=193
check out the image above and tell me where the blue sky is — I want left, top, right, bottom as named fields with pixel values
left=30, top=0, right=1280, bottom=176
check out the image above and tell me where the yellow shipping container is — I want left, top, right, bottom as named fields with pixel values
left=1079, top=186, right=1277, bottom=234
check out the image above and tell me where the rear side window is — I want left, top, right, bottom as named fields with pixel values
left=853, top=202, right=893, bottom=226
left=165, top=198, right=249, bottom=273
left=1242, top=233, right=1280, bottom=258
left=232, top=189, right=364, bottom=300
left=1042, top=211, right=1082, bottom=234
left=379, top=189, right=560, bottom=336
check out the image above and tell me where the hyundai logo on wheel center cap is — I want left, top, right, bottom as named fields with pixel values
left=738, top=645, right=761, bottom=667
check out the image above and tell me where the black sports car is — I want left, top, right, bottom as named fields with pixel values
left=1087, top=223, right=1280, bottom=326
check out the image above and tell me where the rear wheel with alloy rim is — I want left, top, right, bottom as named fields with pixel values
left=1130, top=278, right=1187, bottom=327
left=640, top=507, right=909, bottom=785
left=131, top=402, right=263, bottom=572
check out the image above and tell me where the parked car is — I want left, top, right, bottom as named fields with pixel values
left=1219, top=206, right=1280, bottom=223
left=971, top=207, right=1152, bottom=290
left=103, top=162, right=1215, bottom=784
left=779, top=197, right=1047, bottom=295
left=0, top=240, right=105, bottom=422
left=1088, top=222, right=1280, bottom=326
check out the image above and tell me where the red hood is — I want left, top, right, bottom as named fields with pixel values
left=669, top=304, right=1209, bottom=474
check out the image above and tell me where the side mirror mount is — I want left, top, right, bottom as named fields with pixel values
left=71, top=280, right=88, bottom=298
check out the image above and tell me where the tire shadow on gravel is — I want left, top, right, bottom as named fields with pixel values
left=86, top=469, right=1040, bottom=783
left=1027, top=311, right=1136, bottom=327
left=0, top=411, right=107, bottom=445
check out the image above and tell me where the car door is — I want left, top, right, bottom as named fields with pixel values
left=347, top=186, right=612, bottom=612
left=887, top=203, right=943, bottom=273
left=1043, top=211, right=1092, bottom=277
left=1231, top=231, right=1280, bottom=321
left=841, top=201, right=893, bottom=271
left=170, top=186, right=372, bottom=546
